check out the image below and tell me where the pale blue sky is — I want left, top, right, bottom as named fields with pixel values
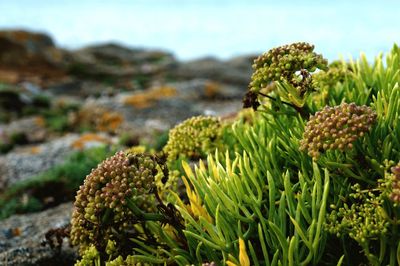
left=0, top=0, right=399, bottom=61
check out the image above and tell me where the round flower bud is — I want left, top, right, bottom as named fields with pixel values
left=300, top=102, right=377, bottom=158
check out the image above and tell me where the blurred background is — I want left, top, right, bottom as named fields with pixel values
left=1, top=0, right=400, bottom=60
left=0, top=1, right=400, bottom=264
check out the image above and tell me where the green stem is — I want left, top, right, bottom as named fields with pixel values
left=258, top=92, right=310, bottom=118
left=126, top=198, right=164, bottom=221
left=361, top=241, right=379, bottom=266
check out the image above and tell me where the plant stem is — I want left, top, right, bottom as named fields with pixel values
left=126, top=198, right=164, bottom=221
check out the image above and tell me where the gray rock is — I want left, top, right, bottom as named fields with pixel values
left=117, top=96, right=202, bottom=130
left=68, top=43, right=176, bottom=80
left=47, top=79, right=115, bottom=98
left=0, top=202, right=76, bottom=266
left=0, top=134, right=80, bottom=190
left=0, top=116, right=48, bottom=144
left=82, top=82, right=243, bottom=136
left=76, top=43, right=175, bottom=65
left=170, top=56, right=253, bottom=86
left=169, top=79, right=245, bottom=100
left=225, top=54, right=257, bottom=71
left=194, top=99, right=243, bottom=118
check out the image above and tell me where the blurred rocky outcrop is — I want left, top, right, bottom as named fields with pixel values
left=67, top=43, right=176, bottom=83
left=0, top=30, right=68, bottom=79
left=169, top=55, right=256, bottom=86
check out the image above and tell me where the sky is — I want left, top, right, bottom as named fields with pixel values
left=0, top=0, right=399, bottom=61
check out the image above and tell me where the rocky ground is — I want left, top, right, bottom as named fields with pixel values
left=0, top=29, right=255, bottom=265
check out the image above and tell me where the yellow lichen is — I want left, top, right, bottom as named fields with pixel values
left=69, top=105, right=123, bottom=133
left=71, top=133, right=110, bottom=149
left=34, top=116, right=46, bottom=127
left=204, top=81, right=221, bottom=99
left=122, top=86, right=177, bottom=109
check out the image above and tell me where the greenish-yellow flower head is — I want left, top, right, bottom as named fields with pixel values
left=163, top=116, right=222, bottom=162
left=312, top=60, right=352, bottom=91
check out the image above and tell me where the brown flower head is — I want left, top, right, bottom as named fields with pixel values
left=300, top=102, right=377, bottom=158
left=249, top=42, right=327, bottom=94
left=70, top=151, right=159, bottom=252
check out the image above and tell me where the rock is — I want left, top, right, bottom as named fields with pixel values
left=47, top=79, right=120, bottom=98
left=80, top=94, right=200, bottom=137
left=0, top=30, right=68, bottom=81
left=75, top=43, right=174, bottom=65
left=68, top=43, right=176, bottom=82
left=169, top=79, right=245, bottom=100
left=0, top=116, right=48, bottom=144
left=118, top=79, right=243, bottom=110
left=169, top=56, right=254, bottom=86
left=0, top=202, right=77, bottom=266
left=0, top=134, right=79, bottom=190
left=225, top=54, right=257, bottom=71
left=0, top=131, right=118, bottom=190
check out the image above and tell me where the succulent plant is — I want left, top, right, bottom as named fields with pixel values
left=67, top=44, right=400, bottom=266
left=163, top=116, right=222, bottom=162
left=300, top=102, right=377, bottom=158
left=70, top=151, right=160, bottom=252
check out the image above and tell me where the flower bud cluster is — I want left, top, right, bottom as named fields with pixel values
left=389, top=163, right=400, bottom=203
left=312, top=61, right=351, bottom=91
left=163, top=116, right=222, bottom=161
left=250, top=42, right=327, bottom=94
left=74, top=245, right=100, bottom=266
left=326, top=184, right=389, bottom=244
left=107, top=255, right=151, bottom=266
left=70, top=151, right=158, bottom=251
left=75, top=244, right=152, bottom=266
left=300, top=102, right=376, bottom=158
